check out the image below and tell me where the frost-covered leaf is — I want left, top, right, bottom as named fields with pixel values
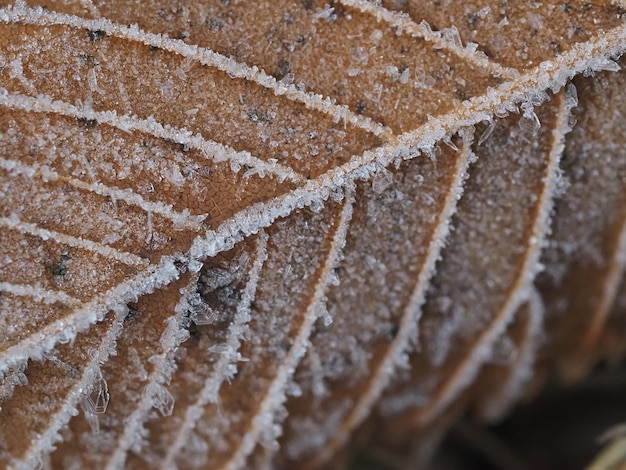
left=0, top=0, right=626, bottom=469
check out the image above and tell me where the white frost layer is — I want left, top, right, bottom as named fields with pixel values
left=0, top=88, right=304, bottom=185
left=412, top=83, right=579, bottom=427
left=0, top=4, right=391, bottom=138
left=0, top=257, right=182, bottom=374
left=1, top=215, right=148, bottom=267
left=101, top=276, right=197, bottom=470
left=14, top=304, right=127, bottom=470
left=222, top=192, right=355, bottom=470
left=161, top=232, right=269, bottom=469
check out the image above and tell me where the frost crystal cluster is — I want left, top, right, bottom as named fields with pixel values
left=0, top=0, right=626, bottom=469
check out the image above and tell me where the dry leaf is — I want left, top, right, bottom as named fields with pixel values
left=0, top=1, right=625, bottom=469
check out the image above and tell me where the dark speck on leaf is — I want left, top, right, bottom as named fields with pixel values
left=173, top=258, right=187, bottom=274
left=248, top=110, right=259, bottom=123
left=206, top=17, right=224, bottom=32
left=88, top=29, right=106, bottom=41
left=275, top=59, right=291, bottom=80
left=388, top=323, right=399, bottom=340
left=51, top=252, right=70, bottom=277
left=124, top=305, right=140, bottom=323
left=80, top=54, right=99, bottom=66
left=165, top=139, right=190, bottom=152
left=247, top=108, right=273, bottom=124
left=77, top=117, right=98, bottom=128
left=454, top=88, right=469, bottom=101
left=51, top=262, right=66, bottom=277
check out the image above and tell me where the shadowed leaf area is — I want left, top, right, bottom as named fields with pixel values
left=0, top=1, right=625, bottom=469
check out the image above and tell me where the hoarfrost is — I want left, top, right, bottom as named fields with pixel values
left=161, top=164, right=185, bottom=187
left=87, top=371, right=110, bottom=414
left=441, top=26, right=463, bottom=48
left=0, top=364, right=28, bottom=410
left=487, top=335, right=517, bottom=365
left=1, top=1, right=625, bottom=468
left=585, top=56, right=621, bottom=75
left=80, top=369, right=110, bottom=434
left=313, top=5, right=337, bottom=23
left=371, top=167, right=393, bottom=194
left=519, top=103, right=541, bottom=134
left=145, top=382, right=175, bottom=417
left=478, top=119, right=496, bottom=146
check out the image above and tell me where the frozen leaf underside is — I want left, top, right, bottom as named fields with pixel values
left=0, top=1, right=625, bottom=469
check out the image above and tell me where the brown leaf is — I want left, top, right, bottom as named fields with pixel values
left=0, top=1, right=625, bottom=469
